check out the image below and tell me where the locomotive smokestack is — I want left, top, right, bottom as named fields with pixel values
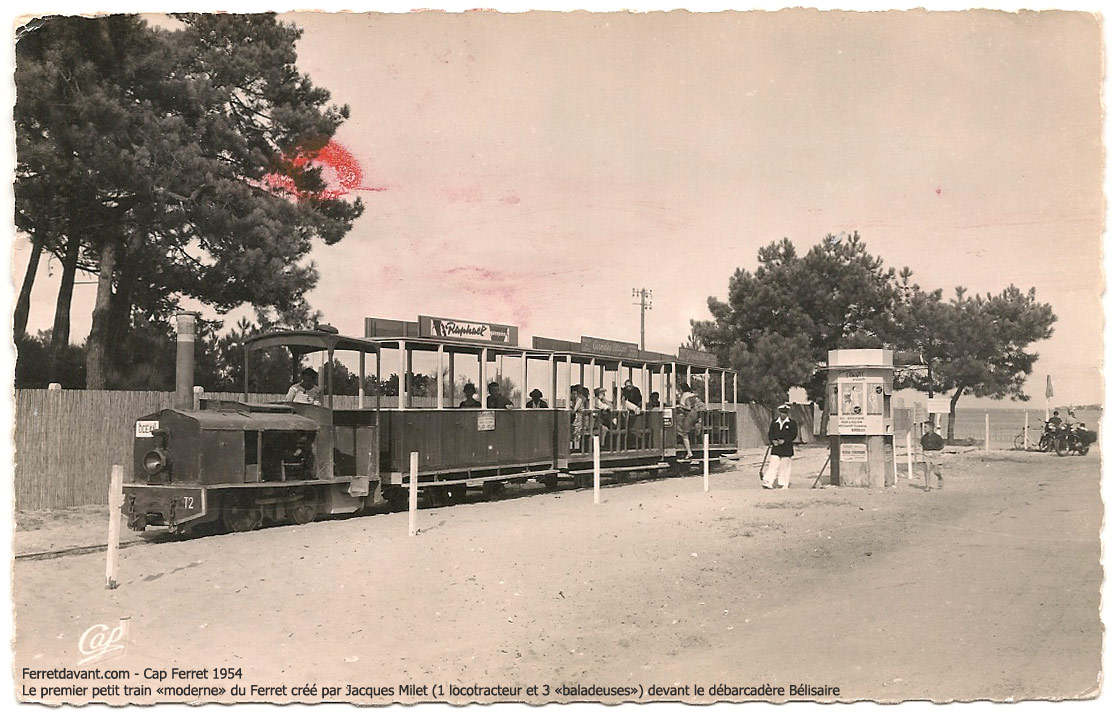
left=175, top=311, right=200, bottom=410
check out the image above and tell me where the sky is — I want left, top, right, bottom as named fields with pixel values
left=5, top=4, right=1107, bottom=411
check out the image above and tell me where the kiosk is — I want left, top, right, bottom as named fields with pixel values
left=826, top=349, right=896, bottom=487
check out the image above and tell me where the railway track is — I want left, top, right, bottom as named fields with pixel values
left=15, top=456, right=763, bottom=562
left=14, top=538, right=157, bottom=562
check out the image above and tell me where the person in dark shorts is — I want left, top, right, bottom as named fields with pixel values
left=920, top=421, right=945, bottom=489
left=676, top=383, right=703, bottom=459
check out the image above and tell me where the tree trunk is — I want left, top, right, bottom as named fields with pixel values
left=85, top=240, right=118, bottom=390
left=105, top=246, right=138, bottom=380
left=13, top=237, right=43, bottom=340
left=947, top=386, right=965, bottom=441
left=48, top=238, right=81, bottom=383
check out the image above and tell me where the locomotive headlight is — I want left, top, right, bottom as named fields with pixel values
left=143, top=447, right=171, bottom=475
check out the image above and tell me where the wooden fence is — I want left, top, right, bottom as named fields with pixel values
left=13, top=389, right=816, bottom=511
left=13, top=389, right=295, bottom=511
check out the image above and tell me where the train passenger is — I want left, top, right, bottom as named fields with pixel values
left=486, top=382, right=514, bottom=409
left=458, top=383, right=481, bottom=408
left=594, top=387, right=616, bottom=432
left=621, top=379, right=643, bottom=414
left=647, top=392, right=661, bottom=409
left=526, top=389, right=549, bottom=408
left=570, top=385, right=587, bottom=449
left=286, top=368, right=322, bottom=405
left=676, top=383, right=703, bottom=459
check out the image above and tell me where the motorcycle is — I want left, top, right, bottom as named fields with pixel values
left=1054, top=422, right=1096, bottom=457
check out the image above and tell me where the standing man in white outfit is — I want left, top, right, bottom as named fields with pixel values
left=763, top=402, right=798, bottom=489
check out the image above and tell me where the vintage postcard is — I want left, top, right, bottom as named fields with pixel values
left=4, top=3, right=1108, bottom=708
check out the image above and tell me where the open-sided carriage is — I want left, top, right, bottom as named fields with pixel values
left=123, top=314, right=740, bottom=534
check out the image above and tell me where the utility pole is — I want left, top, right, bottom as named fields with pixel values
left=631, top=287, right=652, bottom=350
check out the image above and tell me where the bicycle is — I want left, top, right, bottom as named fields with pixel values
left=1013, top=425, right=1054, bottom=452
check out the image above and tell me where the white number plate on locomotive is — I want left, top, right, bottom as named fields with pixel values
left=135, top=420, right=160, bottom=438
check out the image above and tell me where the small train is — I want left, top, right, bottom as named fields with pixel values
left=123, top=314, right=740, bottom=534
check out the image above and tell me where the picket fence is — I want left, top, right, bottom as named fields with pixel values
left=12, top=389, right=813, bottom=511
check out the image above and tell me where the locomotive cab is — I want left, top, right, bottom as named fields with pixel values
left=125, top=405, right=321, bottom=531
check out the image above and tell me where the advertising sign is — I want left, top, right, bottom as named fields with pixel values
left=419, top=315, right=519, bottom=346
left=840, top=443, right=869, bottom=462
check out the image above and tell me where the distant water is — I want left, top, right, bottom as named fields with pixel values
left=945, top=407, right=1102, bottom=447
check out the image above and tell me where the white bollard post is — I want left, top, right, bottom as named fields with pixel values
left=193, top=385, right=204, bottom=410
left=1024, top=411, right=1030, bottom=449
left=703, top=433, right=710, bottom=492
left=593, top=436, right=601, bottom=505
left=408, top=452, right=419, bottom=536
left=905, top=431, right=913, bottom=480
left=106, top=465, right=123, bottom=589
left=985, top=413, right=990, bottom=451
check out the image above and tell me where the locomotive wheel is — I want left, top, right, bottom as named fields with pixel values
left=222, top=497, right=263, bottom=533
left=288, top=490, right=319, bottom=525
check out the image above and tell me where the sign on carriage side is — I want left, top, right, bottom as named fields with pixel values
left=419, top=315, right=519, bottom=346
left=581, top=336, right=639, bottom=359
left=477, top=411, right=496, bottom=431
left=677, top=346, right=719, bottom=367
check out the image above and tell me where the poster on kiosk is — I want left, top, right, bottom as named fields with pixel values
left=826, top=350, right=894, bottom=438
left=826, top=349, right=895, bottom=488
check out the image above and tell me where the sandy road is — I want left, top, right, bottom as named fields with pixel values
left=12, top=447, right=1102, bottom=704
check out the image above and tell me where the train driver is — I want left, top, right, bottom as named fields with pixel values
left=286, top=368, right=322, bottom=405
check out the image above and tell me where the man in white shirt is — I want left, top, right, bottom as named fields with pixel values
left=286, top=367, right=322, bottom=405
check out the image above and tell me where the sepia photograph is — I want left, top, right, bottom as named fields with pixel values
left=3, top=1, right=1109, bottom=707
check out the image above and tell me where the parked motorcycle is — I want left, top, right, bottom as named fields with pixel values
left=1054, top=422, right=1096, bottom=456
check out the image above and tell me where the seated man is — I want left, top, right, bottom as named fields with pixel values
left=620, top=379, right=643, bottom=414
left=286, top=368, right=322, bottom=405
left=526, top=389, right=548, bottom=408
